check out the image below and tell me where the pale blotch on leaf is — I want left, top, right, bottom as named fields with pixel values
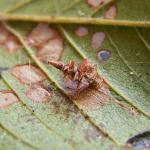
left=27, top=23, right=64, bottom=63
left=97, top=50, right=111, bottom=62
left=91, top=32, right=105, bottom=50
left=11, top=65, right=46, bottom=84
left=75, top=27, right=88, bottom=37
left=73, top=87, right=110, bottom=110
left=5, top=35, right=20, bottom=53
left=0, top=23, right=20, bottom=53
left=86, top=0, right=104, bottom=8
left=38, top=38, right=64, bottom=63
left=26, top=84, right=51, bottom=103
left=0, top=91, right=19, bottom=108
left=0, top=23, right=9, bottom=44
left=104, top=4, right=117, bottom=19
left=26, top=23, right=56, bottom=48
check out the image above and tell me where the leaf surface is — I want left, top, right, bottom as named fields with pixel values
left=0, top=0, right=31, bottom=13
left=0, top=0, right=150, bottom=27
left=0, top=53, right=74, bottom=150
left=60, top=24, right=150, bottom=117
left=5, top=21, right=150, bottom=145
left=0, top=23, right=118, bottom=150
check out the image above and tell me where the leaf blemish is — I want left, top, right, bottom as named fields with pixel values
left=26, top=23, right=64, bottom=63
left=97, top=50, right=111, bottom=62
left=5, top=35, right=20, bottom=53
left=104, top=3, right=117, bottom=20
left=0, top=23, right=9, bottom=44
left=91, top=32, right=105, bottom=50
left=26, top=84, right=52, bottom=103
left=0, top=91, right=19, bottom=108
left=37, top=38, right=64, bottom=63
left=0, top=23, right=20, bottom=53
left=86, top=0, right=104, bottom=8
left=26, top=23, right=55, bottom=47
left=73, top=88, right=110, bottom=110
left=75, top=27, right=88, bottom=37
left=11, top=64, right=46, bottom=84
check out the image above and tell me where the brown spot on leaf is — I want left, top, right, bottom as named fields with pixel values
left=86, top=0, right=104, bottom=8
left=0, top=23, right=9, bottom=44
left=91, top=32, right=105, bottom=50
left=75, top=27, right=88, bottom=37
left=5, top=35, right=20, bottom=53
left=37, top=38, right=64, bottom=63
left=104, top=3, right=117, bottom=19
left=26, top=23, right=64, bottom=63
left=115, top=100, right=140, bottom=117
left=26, top=23, right=56, bottom=48
left=0, top=23, right=20, bottom=53
left=11, top=65, right=46, bottom=84
left=0, top=91, right=19, bottom=108
left=26, top=84, right=51, bottom=103
left=73, top=87, right=110, bottom=111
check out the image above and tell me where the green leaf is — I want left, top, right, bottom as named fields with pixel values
left=95, top=0, right=150, bottom=27
left=5, top=21, right=150, bottom=145
left=0, top=0, right=31, bottom=13
left=0, top=79, right=74, bottom=150
left=0, top=79, right=36, bottom=150
left=0, top=49, right=74, bottom=149
left=0, top=0, right=112, bottom=18
left=0, top=23, right=118, bottom=150
left=0, top=0, right=150, bottom=27
left=0, top=125, right=35, bottom=150
left=60, top=24, right=150, bottom=117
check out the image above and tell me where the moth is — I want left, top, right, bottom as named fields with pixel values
left=48, top=59, right=104, bottom=97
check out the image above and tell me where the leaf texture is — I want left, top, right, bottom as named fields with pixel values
left=0, top=23, right=118, bottom=150
left=0, top=0, right=150, bottom=27
left=5, top=21, right=150, bottom=145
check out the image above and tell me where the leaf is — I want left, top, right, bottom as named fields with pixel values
left=0, top=23, right=118, bottom=150
left=0, top=79, right=36, bottom=150
left=0, top=43, right=74, bottom=149
left=0, top=0, right=31, bottom=13
left=95, top=0, right=150, bottom=27
left=5, top=21, right=150, bottom=145
left=0, top=80, right=75, bottom=150
left=60, top=24, right=150, bottom=117
left=0, top=125, right=35, bottom=150
left=0, top=0, right=150, bottom=27
left=0, top=0, right=112, bottom=18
